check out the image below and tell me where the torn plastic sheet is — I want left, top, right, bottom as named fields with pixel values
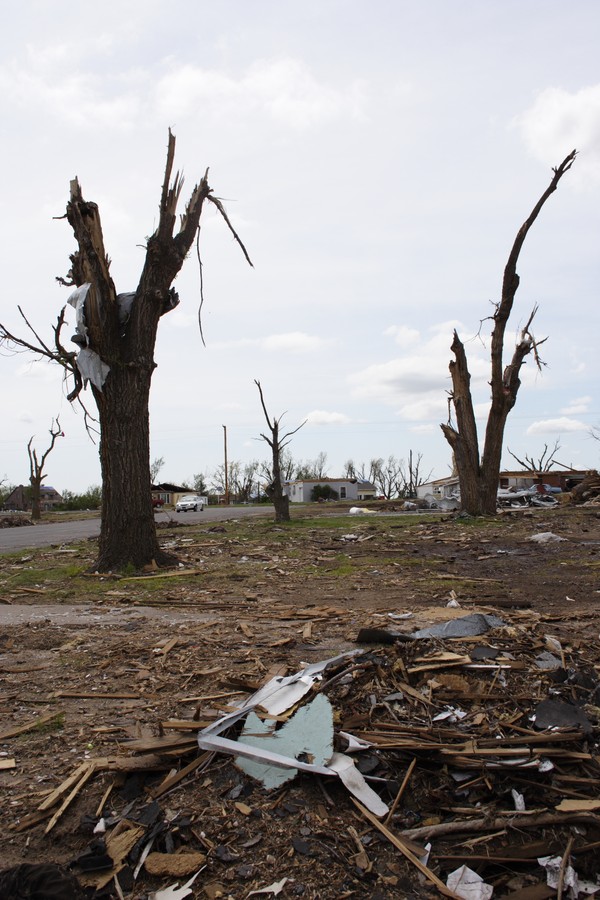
left=339, top=731, right=374, bottom=753
left=537, top=855, right=600, bottom=898
left=511, top=789, right=526, bottom=811
left=116, top=292, right=135, bottom=324
left=446, top=865, right=493, bottom=900
left=534, top=651, right=563, bottom=671
left=67, top=282, right=91, bottom=343
left=66, top=283, right=111, bottom=389
left=529, top=531, right=566, bottom=543
left=76, top=347, right=110, bottom=391
left=531, top=699, right=592, bottom=733
left=432, top=706, right=467, bottom=723
left=411, top=613, right=506, bottom=640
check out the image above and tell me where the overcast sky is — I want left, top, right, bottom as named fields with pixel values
left=1, top=0, right=599, bottom=493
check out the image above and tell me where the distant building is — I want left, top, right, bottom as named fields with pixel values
left=2, top=484, right=63, bottom=511
left=417, top=469, right=590, bottom=503
left=151, top=483, right=190, bottom=506
left=498, top=470, right=588, bottom=492
left=284, top=478, right=377, bottom=503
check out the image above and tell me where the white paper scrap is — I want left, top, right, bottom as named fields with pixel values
left=446, top=865, right=494, bottom=900
left=148, top=866, right=204, bottom=899
left=248, top=877, right=288, bottom=897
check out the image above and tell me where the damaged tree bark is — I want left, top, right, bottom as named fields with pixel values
left=441, top=151, right=576, bottom=516
left=0, top=131, right=251, bottom=570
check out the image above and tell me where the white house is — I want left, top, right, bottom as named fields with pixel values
left=416, top=476, right=460, bottom=503
left=284, top=478, right=377, bottom=503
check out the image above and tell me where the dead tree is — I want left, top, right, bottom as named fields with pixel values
left=255, top=380, right=305, bottom=522
left=0, top=131, right=251, bottom=569
left=440, top=151, right=576, bottom=516
left=27, top=418, right=64, bottom=521
left=507, top=440, right=561, bottom=474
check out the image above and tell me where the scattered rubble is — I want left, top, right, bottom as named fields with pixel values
left=1, top=506, right=600, bottom=897
left=571, top=471, right=600, bottom=506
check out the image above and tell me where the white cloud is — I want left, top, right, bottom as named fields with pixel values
left=348, top=321, right=491, bottom=421
left=0, top=58, right=143, bottom=130
left=305, top=410, right=351, bottom=426
left=517, top=85, right=600, bottom=183
left=526, top=416, right=588, bottom=435
left=561, top=395, right=592, bottom=415
left=205, top=332, right=327, bottom=353
left=395, top=396, right=448, bottom=421
left=408, top=423, right=436, bottom=434
left=262, top=332, right=329, bottom=353
left=383, top=324, right=420, bottom=348
left=156, top=58, right=366, bottom=130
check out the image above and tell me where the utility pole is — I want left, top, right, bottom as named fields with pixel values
left=223, top=424, right=229, bottom=505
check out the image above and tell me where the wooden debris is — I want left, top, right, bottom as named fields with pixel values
left=352, top=799, right=463, bottom=899
left=0, top=710, right=64, bottom=740
left=45, top=760, right=97, bottom=833
left=144, top=850, right=206, bottom=877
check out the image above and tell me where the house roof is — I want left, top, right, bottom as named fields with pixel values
left=499, top=469, right=590, bottom=478
left=285, top=477, right=376, bottom=487
left=152, top=483, right=189, bottom=492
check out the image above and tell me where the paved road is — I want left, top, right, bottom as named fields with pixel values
left=0, top=506, right=271, bottom=552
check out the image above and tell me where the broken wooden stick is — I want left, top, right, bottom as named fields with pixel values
left=351, top=798, right=463, bottom=900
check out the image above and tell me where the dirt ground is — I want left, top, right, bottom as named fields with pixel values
left=1, top=504, right=599, bottom=899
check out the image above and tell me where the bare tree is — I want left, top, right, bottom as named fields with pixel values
left=398, top=451, right=432, bottom=498
left=192, top=472, right=209, bottom=494
left=440, top=151, right=576, bottom=516
left=150, top=456, right=165, bottom=482
left=507, top=440, right=561, bottom=474
left=370, top=456, right=402, bottom=499
left=0, top=132, right=251, bottom=570
left=211, top=461, right=241, bottom=499
left=312, top=451, right=329, bottom=479
left=343, top=459, right=357, bottom=479
left=27, top=418, right=64, bottom=521
left=234, top=460, right=260, bottom=504
left=260, top=449, right=295, bottom=484
left=255, top=380, right=305, bottom=522
left=294, top=452, right=329, bottom=480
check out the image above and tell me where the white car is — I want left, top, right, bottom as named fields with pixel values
left=176, top=494, right=204, bottom=512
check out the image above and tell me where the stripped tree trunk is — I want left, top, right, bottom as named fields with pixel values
left=255, top=380, right=305, bottom=523
left=441, top=151, right=576, bottom=516
left=63, top=138, right=217, bottom=570
left=0, top=131, right=251, bottom=571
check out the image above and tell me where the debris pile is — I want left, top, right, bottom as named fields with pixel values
left=5, top=611, right=600, bottom=898
left=571, top=471, right=600, bottom=506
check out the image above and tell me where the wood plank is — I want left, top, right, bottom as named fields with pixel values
left=0, top=710, right=64, bottom=740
